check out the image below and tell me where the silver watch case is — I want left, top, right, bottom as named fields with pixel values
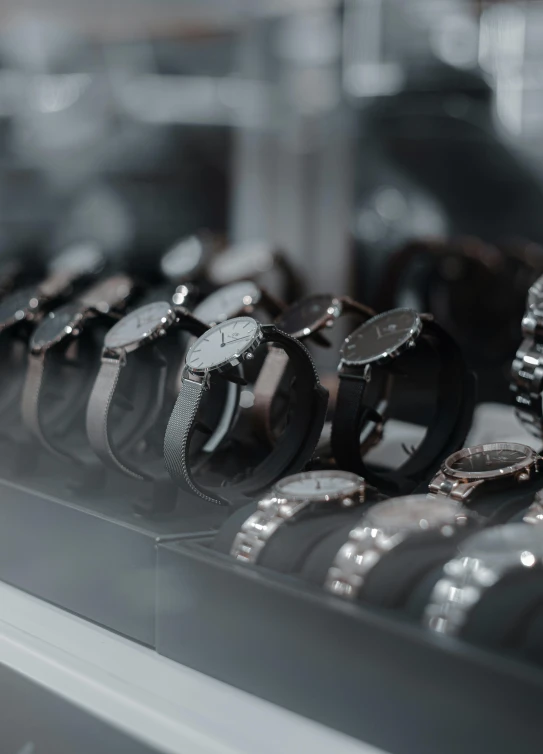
left=430, top=442, right=539, bottom=502
left=424, top=523, right=543, bottom=635
left=102, top=303, right=188, bottom=360
left=184, top=318, right=264, bottom=387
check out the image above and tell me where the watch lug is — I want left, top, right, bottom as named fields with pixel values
left=428, top=474, right=484, bottom=501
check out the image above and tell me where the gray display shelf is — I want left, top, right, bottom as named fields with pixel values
left=0, top=580, right=380, bottom=754
left=0, top=467, right=228, bottom=646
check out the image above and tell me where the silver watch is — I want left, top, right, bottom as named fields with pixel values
left=324, top=495, right=470, bottom=600
left=511, top=274, right=543, bottom=437
left=522, top=489, right=543, bottom=524
left=230, top=470, right=366, bottom=565
left=193, top=281, right=283, bottom=326
left=428, top=442, right=540, bottom=502
left=423, top=523, right=543, bottom=636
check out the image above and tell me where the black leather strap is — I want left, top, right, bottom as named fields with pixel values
left=332, top=318, right=474, bottom=495
left=164, top=324, right=328, bottom=506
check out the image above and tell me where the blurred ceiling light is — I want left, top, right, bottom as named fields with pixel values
left=431, top=12, right=479, bottom=69
left=118, top=74, right=269, bottom=128
left=28, top=73, right=91, bottom=113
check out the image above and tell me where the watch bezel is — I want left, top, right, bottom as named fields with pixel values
left=273, top=469, right=365, bottom=503
left=275, top=294, right=340, bottom=338
left=185, top=316, right=262, bottom=376
left=30, top=301, right=86, bottom=353
left=443, top=442, right=538, bottom=481
left=103, top=301, right=176, bottom=351
left=339, top=308, right=422, bottom=367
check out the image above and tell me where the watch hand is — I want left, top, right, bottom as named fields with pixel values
left=223, top=335, right=251, bottom=346
left=221, top=330, right=225, bottom=346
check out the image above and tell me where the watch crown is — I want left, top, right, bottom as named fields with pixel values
left=518, top=471, right=530, bottom=483
left=244, top=352, right=254, bottom=360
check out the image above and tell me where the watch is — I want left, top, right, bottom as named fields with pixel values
left=163, top=316, right=329, bottom=505
left=159, top=234, right=215, bottom=284
left=86, top=301, right=213, bottom=481
left=428, top=442, right=541, bottom=503
left=0, top=243, right=106, bottom=422
left=0, top=241, right=105, bottom=335
left=511, top=273, right=543, bottom=437
left=230, top=470, right=365, bottom=564
left=21, top=274, right=136, bottom=463
left=423, top=523, right=543, bottom=636
left=331, top=307, right=473, bottom=496
left=324, top=494, right=471, bottom=600
left=208, top=240, right=303, bottom=302
left=192, top=280, right=284, bottom=326
left=253, top=294, right=375, bottom=444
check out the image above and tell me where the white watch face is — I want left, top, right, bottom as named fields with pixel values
left=209, top=241, right=274, bottom=284
left=49, top=241, right=105, bottom=276
left=160, top=236, right=204, bottom=282
left=105, top=301, right=172, bottom=349
left=193, top=282, right=260, bottom=325
left=186, top=316, right=259, bottom=371
left=363, top=495, right=463, bottom=533
left=274, top=470, right=363, bottom=502
left=458, top=523, right=543, bottom=570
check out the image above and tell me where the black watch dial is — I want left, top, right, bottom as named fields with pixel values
left=340, top=308, right=421, bottom=366
left=275, top=294, right=336, bottom=337
left=160, top=236, right=206, bottom=283
left=0, top=286, right=41, bottom=328
left=30, top=302, right=83, bottom=351
left=104, top=301, right=172, bottom=349
left=447, top=443, right=532, bottom=475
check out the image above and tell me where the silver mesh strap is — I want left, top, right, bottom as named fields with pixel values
left=86, top=357, right=146, bottom=482
left=164, top=377, right=222, bottom=504
left=21, top=352, right=68, bottom=460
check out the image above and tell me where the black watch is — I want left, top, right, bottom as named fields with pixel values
left=331, top=308, right=474, bottom=496
left=21, top=274, right=136, bottom=464
left=0, top=242, right=105, bottom=425
left=164, top=316, right=329, bottom=506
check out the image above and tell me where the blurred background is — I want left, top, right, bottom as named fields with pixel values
left=2, top=0, right=543, bottom=398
